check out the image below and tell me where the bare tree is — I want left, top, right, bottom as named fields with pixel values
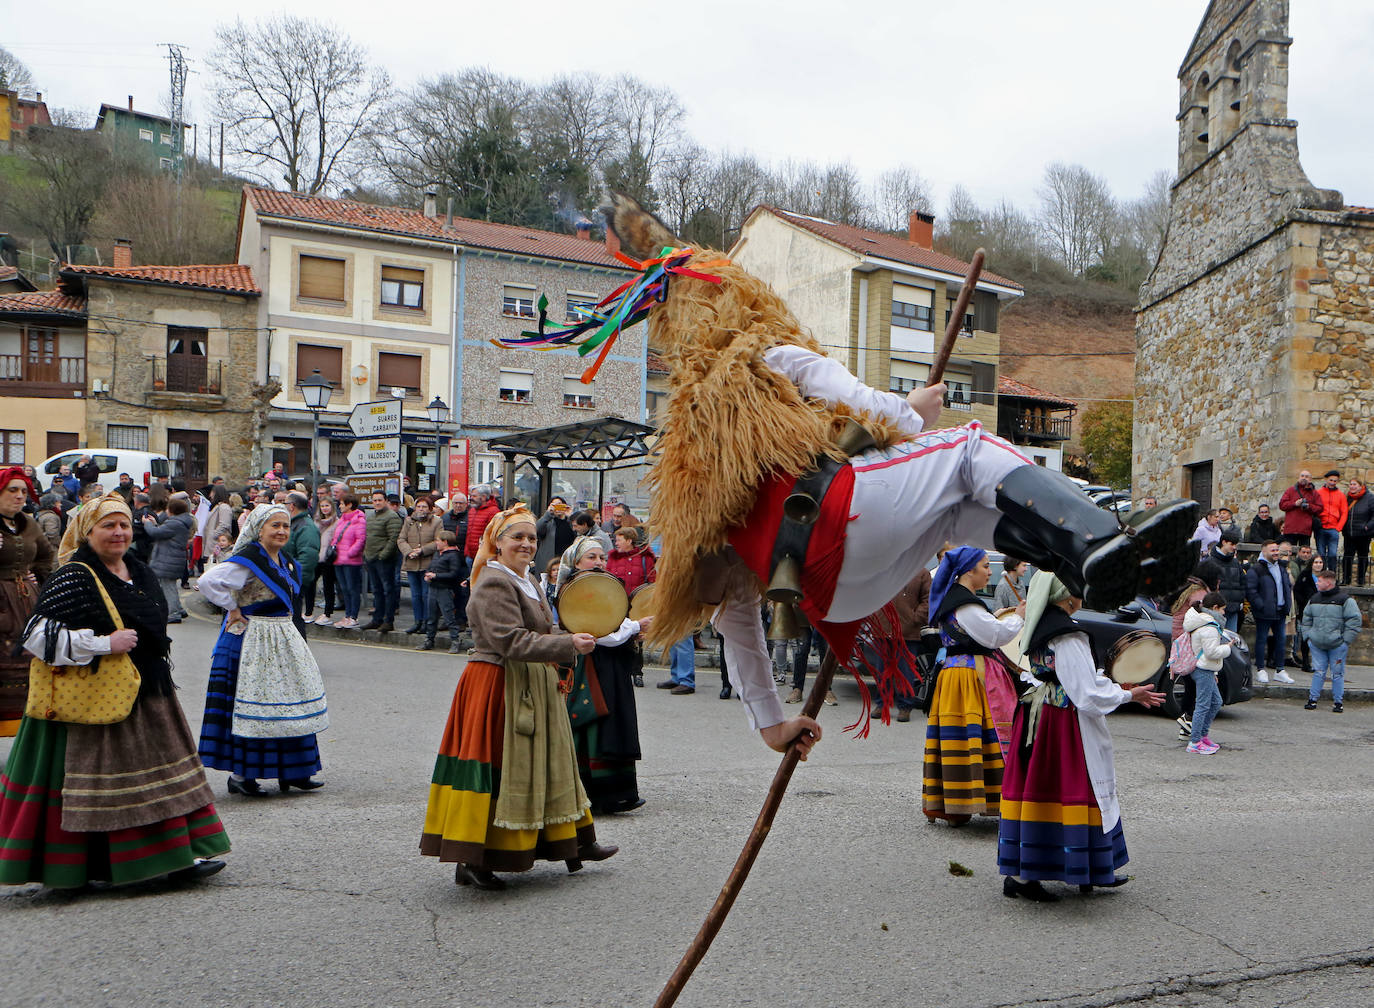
left=656, top=142, right=714, bottom=238
left=1036, top=161, right=1115, bottom=275
left=1126, top=169, right=1172, bottom=265
left=0, top=126, right=120, bottom=259
left=871, top=166, right=933, bottom=232
left=941, top=184, right=984, bottom=260
left=710, top=152, right=770, bottom=247
left=0, top=47, right=35, bottom=96
left=603, top=76, right=684, bottom=208
left=532, top=73, right=618, bottom=202
left=209, top=16, right=391, bottom=194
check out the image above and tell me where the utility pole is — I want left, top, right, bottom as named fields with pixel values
left=161, top=43, right=189, bottom=181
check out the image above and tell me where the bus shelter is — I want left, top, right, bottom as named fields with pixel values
left=482, top=416, right=657, bottom=515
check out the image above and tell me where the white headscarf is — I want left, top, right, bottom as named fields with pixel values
left=231, top=503, right=289, bottom=557
left=1020, top=570, right=1074, bottom=656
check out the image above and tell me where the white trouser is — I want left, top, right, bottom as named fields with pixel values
left=714, top=423, right=1030, bottom=730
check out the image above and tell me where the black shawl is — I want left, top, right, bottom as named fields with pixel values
left=26, top=543, right=174, bottom=698
left=931, top=583, right=995, bottom=656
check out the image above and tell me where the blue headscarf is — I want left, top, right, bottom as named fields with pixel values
left=928, top=546, right=987, bottom=621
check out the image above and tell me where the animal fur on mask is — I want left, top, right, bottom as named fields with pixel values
left=603, top=194, right=911, bottom=649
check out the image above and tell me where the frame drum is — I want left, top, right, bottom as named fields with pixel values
left=558, top=570, right=629, bottom=638
left=994, top=607, right=1031, bottom=675
left=1105, top=630, right=1167, bottom=684
left=628, top=582, right=656, bottom=622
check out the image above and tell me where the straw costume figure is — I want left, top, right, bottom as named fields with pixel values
left=496, top=193, right=1199, bottom=757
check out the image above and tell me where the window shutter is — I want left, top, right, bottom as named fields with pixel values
left=975, top=292, right=999, bottom=333
left=970, top=362, right=997, bottom=405
left=299, top=255, right=346, bottom=301
left=377, top=352, right=421, bottom=394
left=296, top=344, right=344, bottom=387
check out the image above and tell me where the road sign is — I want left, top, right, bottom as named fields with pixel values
left=348, top=399, right=402, bottom=438
left=347, top=436, right=401, bottom=473
left=346, top=474, right=399, bottom=499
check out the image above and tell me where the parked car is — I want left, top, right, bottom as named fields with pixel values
left=39, top=449, right=170, bottom=493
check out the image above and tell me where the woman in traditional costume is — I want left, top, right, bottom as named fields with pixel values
left=560, top=537, right=648, bottom=815
left=922, top=546, right=1023, bottom=825
left=197, top=504, right=328, bottom=797
left=420, top=504, right=618, bottom=890
left=0, top=493, right=229, bottom=888
left=998, top=571, right=1163, bottom=902
left=0, top=467, right=54, bottom=736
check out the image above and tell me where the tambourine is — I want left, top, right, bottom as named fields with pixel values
left=994, top=606, right=1032, bottom=675
left=628, top=582, right=657, bottom=622
left=557, top=570, right=629, bottom=638
left=1105, top=630, right=1166, bottom=684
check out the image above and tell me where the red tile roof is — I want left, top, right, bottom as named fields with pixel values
left=0, top=266, right=16, bottom=281
left=63, top=263, right=260, bottom=296
left=0, top=289, right=87, bottom=315
left=646, top=352, right=668, bottom=374
left=1346, top=205, right=1374, bottom=217
left=755, top=206, right=1022, bottom=290
left=998, top=375, right=1076, bottom=408
left=245, top=187, right=629, bottom=271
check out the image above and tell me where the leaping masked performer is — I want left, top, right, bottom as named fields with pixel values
left=496, top=194, right=1198, bottom=760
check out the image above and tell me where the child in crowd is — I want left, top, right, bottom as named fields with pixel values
left=210, top=531, right=233, bottom=565
left=1182, top=592, right=1231, bottom=754
left=1301, top=568, right=1363, bottom=713
left=541, top=558, right=561, bottom=624
left=417, top=531, right=463, bottom=653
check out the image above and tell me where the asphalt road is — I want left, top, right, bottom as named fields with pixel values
left=3, top=607, right=1372, bottom=1008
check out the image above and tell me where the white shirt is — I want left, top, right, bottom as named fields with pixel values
left=762, top=344, right=925, bottom=437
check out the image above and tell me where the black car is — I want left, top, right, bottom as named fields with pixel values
left=1073, top=600, right=1253, bottom=718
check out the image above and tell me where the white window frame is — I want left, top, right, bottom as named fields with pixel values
left=474, top=453, right=500, bottom=486
left=498, top=369, right=533, bottom=404
left=565, top=290, right=598, bottom=324
left=159, top=132, right=172, bottom=146
left=502, top=284, right=536, bottom=319
left=138, top=128, right=153, bottom=142
left=562, top=376, right=594, bottom=410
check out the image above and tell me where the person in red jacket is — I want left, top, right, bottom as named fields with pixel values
left=463, top=485, right=501, bottom=560
left=1279, top=469, right=1324, bottom=549
left=1313, top=469, right=1349, bottom=571
left=605, top=527, right=657, bottom=595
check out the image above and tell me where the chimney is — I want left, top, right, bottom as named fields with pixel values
left=445, top=196, right=453, bottom=226
left=576, top=223, right=591, bottom=241
left=605, top=227, right=621, bottom=258
left=113, top=239, right=133, bottom=269
left=127, top=95, right=134, bottom=112
left=908, top=211, right=934, bottom=250
left=424, top=191, right=437, bottom=218
left=35, top=92, right=42, bottom=103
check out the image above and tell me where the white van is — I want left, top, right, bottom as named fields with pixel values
left=38, top=450, right=172, bottom=494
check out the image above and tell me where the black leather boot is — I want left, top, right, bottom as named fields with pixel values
left=992, top=466, right=1199, bottom=610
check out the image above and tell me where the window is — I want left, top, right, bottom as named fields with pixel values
left=502, top=284, right=536, bottom=319
left=944, top=307, right=975, bottom=335
left=299, top=255, right=346, bottom=302
left=566, top=292, right=598, bottom=323
left=645, top=389, right=667, bottom=423
left=888, top=359, right=928, bottom=395
left=107, top=424, right=149, bottom=451
left=167, top=428, right=208, bottom=487
left=46, top=432, right=79, bottom=458
left=377, top=351, right=421, bottom=397
left=0, top=429, right=23, bottom=465
left=498, top=369, right=533, bottom=404
left=563, top=376, right=594, bottom=409
left=944, top=378, right=972, bottom=411
left=328, top=439, right=350, bottom=476
left=165, top=326, right=208, bottom=393
left=474, top=453, right=499, bottom=486
left=380, top=266, right=424, bottom=309
left=891, top=284, right=933, bottom=331
left=160, top=133, right=172, bottom=146
left=138, top=128, right=153, bottom=142
left=159, top=157, right=172, bottom=170
left=296, top=344, right=343, bottom=389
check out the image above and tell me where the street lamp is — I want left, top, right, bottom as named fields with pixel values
left=427, top=395, right=449, bottom=498
left=297, top=368, right=333, bottom=500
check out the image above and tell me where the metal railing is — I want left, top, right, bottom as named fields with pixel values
left=149, top=357, right=222, bottom=394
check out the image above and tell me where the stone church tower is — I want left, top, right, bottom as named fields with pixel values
left=1134, top=0, right=1374, bottom=515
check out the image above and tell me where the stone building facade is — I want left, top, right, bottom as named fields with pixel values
left=1135, top=0, right=1374, bottom=514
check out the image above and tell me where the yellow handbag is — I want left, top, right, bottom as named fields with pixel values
left=25, top=563, right=141, bottom=725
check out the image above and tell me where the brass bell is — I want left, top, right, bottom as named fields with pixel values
left=765, top=554, right=803, bottom=604
left=782, top=488, right=820, bottom=525
left=836, top=417, right=877, bottom=457
left=767, top=600, right=802, bottom=641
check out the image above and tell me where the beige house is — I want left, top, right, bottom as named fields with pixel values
left=237, top=187, right=640, bottom=498
left=732, top=207, right=1023, bottom=431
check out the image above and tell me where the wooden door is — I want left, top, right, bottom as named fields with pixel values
left=167, top=428, right=209, bottom=488
left=166, top=327, right=208, bottom=392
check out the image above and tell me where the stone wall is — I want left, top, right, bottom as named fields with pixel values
left=84, top=280, right=263, bottom=481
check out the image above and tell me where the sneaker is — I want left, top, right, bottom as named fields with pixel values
left=1175, top=714, right=1192, bottom=736
left=415, top=640, right=434, bottom=651
left=823, top=690, right=838, bottom=706
left=1273, top=670, right=1295, bottom=685
left=1333, top=702, right=1344, bottom=713
left=785, top=688, right=803, bottom=704
left=1200, top=737, right=1220, bottom=753
left=336, top=618, right=357, bottom=629
left=1255, top=668, right=1270, bottom=684
left=315, top=615, right=334, bottom=626
left=1186, top=740, right=1218, bottom=755
left=1304, top=699, right=1318, bottom=710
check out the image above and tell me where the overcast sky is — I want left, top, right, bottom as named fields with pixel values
left=8, top=0, right=1372, bottom=215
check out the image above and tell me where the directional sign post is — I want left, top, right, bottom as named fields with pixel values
left=347, top=436, right=401, bottom=474
left=348, top=399, right=402, bottom=439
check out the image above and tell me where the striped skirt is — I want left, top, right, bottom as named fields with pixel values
left=997, top=701, right=1128, bottom=886
left=199, top=621, right=323, bottom=781
left=0, top=699, right=229, bottom=889
left=922, top=655, right=1005, bottom=821
left=420, top=661, right=595, bottom=872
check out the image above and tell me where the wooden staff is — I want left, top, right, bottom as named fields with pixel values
left=926, top=248, right=985, bottom=387
left=654, top=651, right=839, bottom=1008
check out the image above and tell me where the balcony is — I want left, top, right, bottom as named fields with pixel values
left=1013, top=411, right=1073, bottom=442
left=0, top=353, right=86, bottom=397
left=147, top=357, right=226, bottom=407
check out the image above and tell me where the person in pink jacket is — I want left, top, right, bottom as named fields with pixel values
left=328, top=494, right=368, bottom=628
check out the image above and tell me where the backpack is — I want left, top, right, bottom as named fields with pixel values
left=1168, top=632, right=1198, bottom=678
